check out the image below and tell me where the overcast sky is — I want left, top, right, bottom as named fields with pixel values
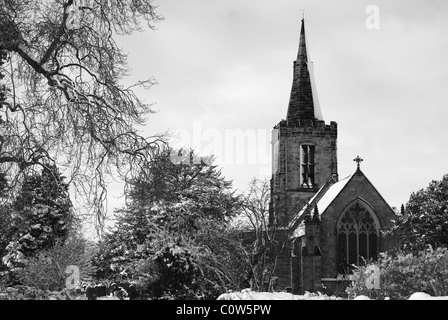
left=108, top=0, right=448, bottom=214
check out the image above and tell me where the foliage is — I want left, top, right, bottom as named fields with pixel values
left=2, top=165, right=75, bottom=270
left=92, top=206, right=156, bottom=281
left=0, top=285, right=47, bottom=300
left=0, top=172, right=7, bottom=196
left=149, top=242, right=201, bottom=299
left=0, top=204, right=14, bottom=269
left=384, top=174, right=448, bottom=253
left=129, top=234, right=247, bottom=300
left=0, top=0, right=165, bottom=232
left=93, top=147, right=244, bottom=299
left=346, top=246, right=448, bottom=300
left=0, top=284, right=86, bottom=300
left=14, top=237, right=97, bottom=292
left=126, top=148, right=232, bottom=210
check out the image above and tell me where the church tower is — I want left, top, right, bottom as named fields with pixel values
left=270, top=18, right=338, bottom=226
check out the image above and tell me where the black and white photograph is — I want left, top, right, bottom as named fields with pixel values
left=1, top=0, right=448, bottom=310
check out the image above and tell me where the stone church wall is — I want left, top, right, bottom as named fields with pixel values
left=270, top=120, right=337, bottom=226
left=319, top=171, right=396, bottom=279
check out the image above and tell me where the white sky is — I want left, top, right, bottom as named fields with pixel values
left=105, top=0, right=448, bottom=215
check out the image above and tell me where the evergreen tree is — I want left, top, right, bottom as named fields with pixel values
left=385, top=174, right=448, bottom=253
left=0, top=201, right=14, bottom=274
left=2, top=165, right=75, bottom=270
left=94, top=147, right=244, bottom=299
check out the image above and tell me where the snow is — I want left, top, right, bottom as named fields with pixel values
left=299, top=174, right=353, bottom=219
left=312, top=174, right=354, bottom=215
left=289, top=174, right=353, bottom=235
left=353, top=295, right=372, bottom=300
left=217, top=289, right=342, bottom=300
left=217, top=289, right=448, bottom=300
left=408, top=292, right=448, bottom=300
left=21, top=234, right=35, bottom=241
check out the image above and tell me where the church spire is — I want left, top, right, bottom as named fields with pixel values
left=286, top=18, right=322, bottom=125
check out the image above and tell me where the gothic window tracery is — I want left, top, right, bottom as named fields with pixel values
left=337, top=201, right=379, bottom=274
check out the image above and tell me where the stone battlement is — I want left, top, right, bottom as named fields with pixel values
left=273, top=120, right=337, bottom=138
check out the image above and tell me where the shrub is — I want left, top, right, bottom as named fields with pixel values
left=132, top=241, right=226, bottom=300
left=0, top=285, right=47, bottom=300
left=346, top=246, right=448, bottom=300
left=14, top=238, right=97, bottom=292
left=148, top=243, right=201, bottom=299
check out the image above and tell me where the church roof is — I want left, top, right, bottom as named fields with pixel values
left=286, top=19, right=323, bottom=125
left=309, top=174, right=354, bottom=216
left=288, top=163, right=396, bottom=234
left=287, top=173, right=354, bottom=230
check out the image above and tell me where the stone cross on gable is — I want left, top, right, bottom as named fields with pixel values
left=354, top=155, right=363, bottom=169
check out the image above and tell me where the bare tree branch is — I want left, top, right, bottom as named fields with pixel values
left=0, top=0, right=166, bottom=235
left=235, top=177, right=281, bottom=291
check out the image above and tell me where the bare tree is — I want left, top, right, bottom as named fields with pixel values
left=0, top=0, right=166, bottom=234
left=239, top=177, right=282, bottom=292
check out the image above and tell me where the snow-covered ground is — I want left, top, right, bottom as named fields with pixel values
left=217, top=289, right=448, bottom=300
left=217, top=289, right=342, bottom=300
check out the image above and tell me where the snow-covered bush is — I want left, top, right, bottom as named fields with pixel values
left=2, top=166, right=75, bottom=272
left=147, top=243, right=206, bottom=300
left=346, top=246, right=448, bottom=300
left=13, top=238, right=97, bottom=292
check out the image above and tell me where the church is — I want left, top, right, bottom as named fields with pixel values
left=269, top=18, right=396, bottom=294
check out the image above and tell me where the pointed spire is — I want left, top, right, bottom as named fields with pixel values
left=297, top=18, right=308, bottom=63
left=286, top=17, right=318, bottom=125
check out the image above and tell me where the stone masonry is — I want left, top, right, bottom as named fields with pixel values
left=268, top=18, right=396, bottom=295
left=270, top=119, right=337, bottom=226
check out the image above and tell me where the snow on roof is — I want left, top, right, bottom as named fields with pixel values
left=313, top=173, right=353, bottom=215
left=294, top=173, right=354, bottom=221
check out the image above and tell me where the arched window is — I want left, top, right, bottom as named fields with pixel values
left=336, top=200, right=380, bottom=274
left=300, top=144, right=315, bottom=188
